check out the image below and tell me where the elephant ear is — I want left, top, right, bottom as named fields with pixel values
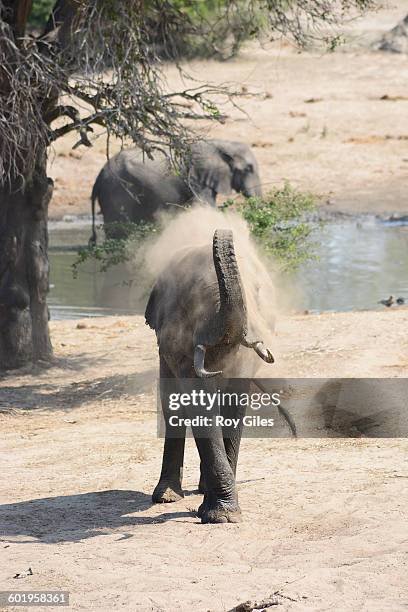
left=189, top=140, right=234, bottom=196
left=145, top=283, right=160, bottom=331
left=211, top=139, right=257, bottom=174
left=145, top=287, right=157, bottom=329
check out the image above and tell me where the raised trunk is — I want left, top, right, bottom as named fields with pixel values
left=212, top=229, right=247, bottom=344
left=0, top=152, right=53, bottom=369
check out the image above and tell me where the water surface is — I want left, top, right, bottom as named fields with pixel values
left=48, top=217, right=408, bottom=319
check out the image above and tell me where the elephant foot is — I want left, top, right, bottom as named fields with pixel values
left=197, top=495, right=241, bottom=524
left=152, top=480, right=184, bottom=504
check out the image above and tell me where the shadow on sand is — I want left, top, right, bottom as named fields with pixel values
left=0, top=369, right=157, bottom=413
left=0, top=489, right=196, bottom=544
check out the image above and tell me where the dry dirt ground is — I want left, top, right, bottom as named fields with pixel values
left=48, top=1, right=408, bottom=220
left=1, top=310, right=408, bottom=611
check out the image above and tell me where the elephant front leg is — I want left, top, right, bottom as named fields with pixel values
left=193, top=426, right=241, bottom=524
left=222, top=390, right=247, bottom=479
left=152, top=437, right=185, bottom=503
left=152, top=357, right=185, bottom=504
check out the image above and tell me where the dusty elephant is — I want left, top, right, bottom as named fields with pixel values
left=90, top=140, right=262, bottom=241
left=145, top=229, right=274, bottom=524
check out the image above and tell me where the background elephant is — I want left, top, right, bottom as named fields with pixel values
left=145, top=229, right=273, bottom=524
left=90, top=139, right=262, bottom=241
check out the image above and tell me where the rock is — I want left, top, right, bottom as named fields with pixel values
left=375, top=14, right=408, bottom=54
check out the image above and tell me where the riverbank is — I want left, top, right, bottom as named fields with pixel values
left=48, top=2, right=408, bottom=221
left=1, top=310, right=407, bottom=610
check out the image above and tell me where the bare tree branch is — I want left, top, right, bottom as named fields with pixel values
left=0, top=0, right=377, bottom=185
left=50, top=112, right=105, bottom=143
left=44, top=104, right=80, bottom=124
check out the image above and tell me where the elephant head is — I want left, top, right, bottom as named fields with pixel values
left=189, top=140, right=262, bottom=203
left=212, top=140, right=263, bottom=199
left=193, top=229, right=273, bottom=377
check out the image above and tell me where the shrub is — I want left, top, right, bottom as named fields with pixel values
left=73, top=183, right=317, bottom=277
left=72, top=222, right=158, bottom=278
left=223, top=182, right=317, bottom=270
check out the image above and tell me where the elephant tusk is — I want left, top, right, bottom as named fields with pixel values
left=254, top=343, right=274, bottom=364
left=241, top=337, right=275, bottom=364
left=194, top=345, right=222, bottom=378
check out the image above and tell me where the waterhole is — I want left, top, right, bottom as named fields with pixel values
left=48, top=217, right=408, bottom=319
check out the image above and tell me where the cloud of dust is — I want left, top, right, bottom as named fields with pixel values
left=138, top=204, right=279, bottom=345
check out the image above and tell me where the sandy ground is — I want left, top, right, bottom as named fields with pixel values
left=48, top=1, right=408, bottom=220
left=1, top=310, right=408, bottom=611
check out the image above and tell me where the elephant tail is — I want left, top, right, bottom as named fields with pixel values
left=89, top=173, right=100, bottom=246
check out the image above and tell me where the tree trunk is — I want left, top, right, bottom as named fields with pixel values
left=0, top=151, right=53, bottom=370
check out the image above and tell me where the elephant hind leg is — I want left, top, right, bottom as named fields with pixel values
left=152, top=439, right=185, bottom=503
left=152, top=355, right=186, bottom=504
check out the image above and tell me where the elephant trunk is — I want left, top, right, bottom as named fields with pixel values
left=213, top=228, right=247, bottom=344
left=194, top=230, right=274, bottom=378
left=193, top=229, right=247, bottom=378
left=193, top=229, right=275, bottom=377
left=242, top=174, right=262, bottom=199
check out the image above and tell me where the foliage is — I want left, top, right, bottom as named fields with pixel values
left=73, top=184, right=317, bottom=277
left=148, top=0, right=264, bottom=60
left=28, top=1, right=376, bottom=60
left=72, top=222, right=158, bottom=277
left=28, top=0, right=54, bottom=28
left=223, top=183, right=318, bottom=270
left=29, top=0, right=258, bottom=59
left=148, top=1, right=378, bottom=59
